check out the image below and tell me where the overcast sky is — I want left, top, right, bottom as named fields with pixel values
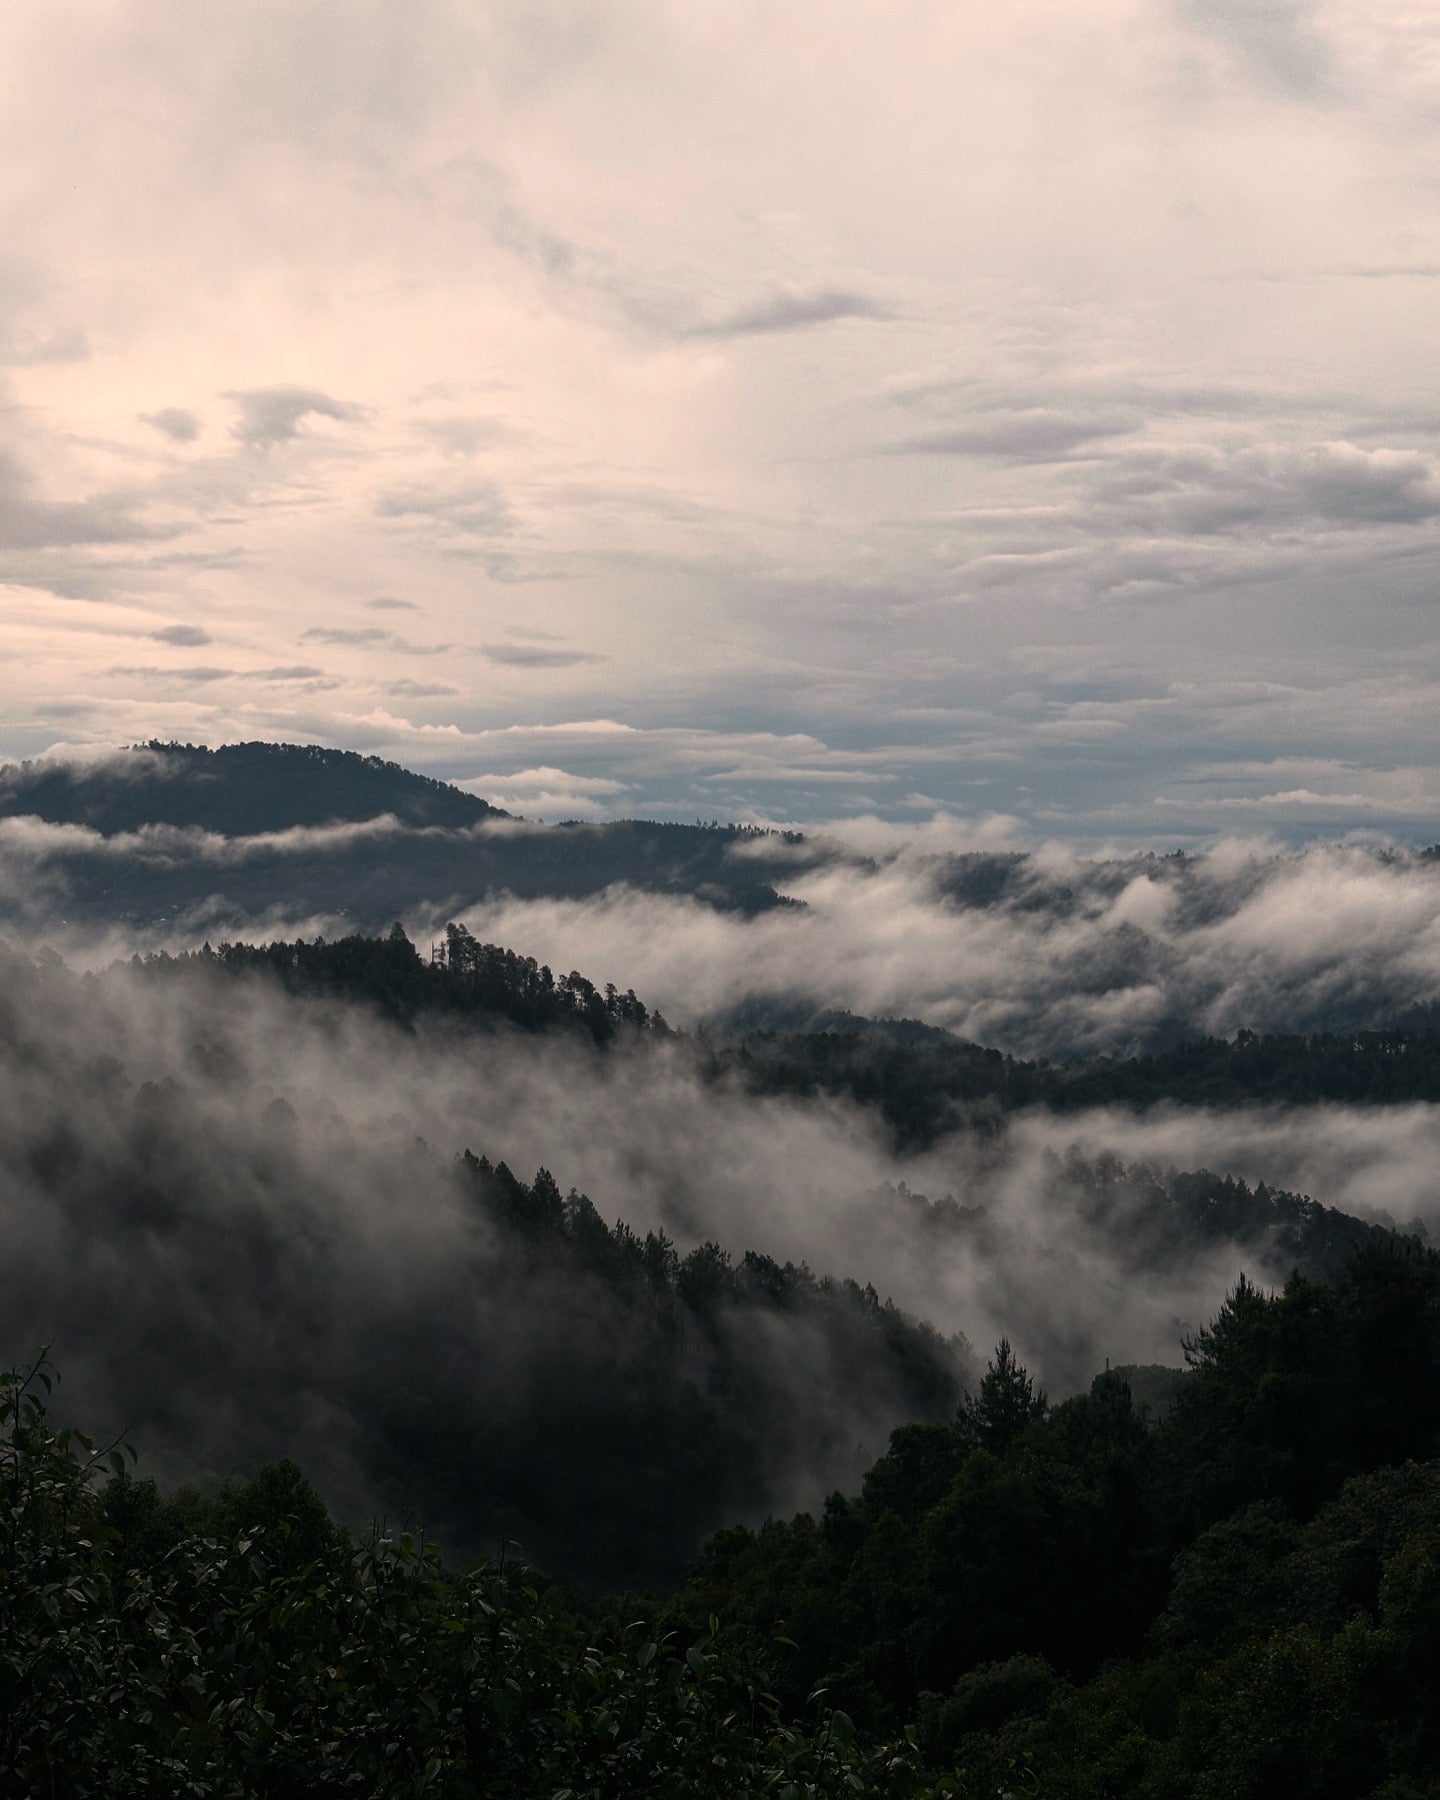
left=2, top=0, right=1440, bottom=835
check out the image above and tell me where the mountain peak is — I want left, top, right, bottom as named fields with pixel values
left=0, top=740, right=504, bottom=836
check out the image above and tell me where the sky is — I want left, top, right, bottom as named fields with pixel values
left=3, top=0, right=1440, bottom=836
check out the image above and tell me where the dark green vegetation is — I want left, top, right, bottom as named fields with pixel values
left=141, top=917, right=1440, bottom=1183
left=0, top=740, right=805, bottom=927
left=1, top=1356, right=931, bottom=1798
left=10, top=1247, right=1440, bottom=1795
left=873, top=1151, right=1410, bottom=1291
left=725, top=1022, right=1440, bottom=1148
left=0, top=938, right=966, bottom=1586
left=0, top=741, right=504, bottom=835
left=136, top=911, right=1440, bottom=1149
left=145, top=919, right=669, bottom=1043
left=6, top=864, right=1440, bottom=1789
left=129, top=925, right=1427, bottom=1288
left=385, top=1152, right=964, bottom=1584
left=662, top=1244, right=1440, bottom=1795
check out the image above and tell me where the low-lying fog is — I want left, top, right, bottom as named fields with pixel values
left=4, top=941, right=1437, bottom=1540
left=7, top=819, right=1440, bottom=1557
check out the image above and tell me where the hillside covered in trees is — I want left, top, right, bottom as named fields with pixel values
left=722, top=1021, right=1440, bottom=1148
left=132, top=920, right=1440, bottom=1132
left=142, top=920, right=669, bottom=1043
left=0, top=740, right=806, bottom=929
left=0, top=741, right=506, bottom=835
left=6, top=904, right=1440, bottom=1793
left=10, top=1242, right=1440, bottom=1795
left=0, top=936, right=969, bottom=1586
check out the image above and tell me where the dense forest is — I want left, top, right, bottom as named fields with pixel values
left=0, top=936, right=970, bottom=1585
left=7, top=897, right=1440, bottom=1792
left=662, top=1242, right=1440, bottom=1794
left=723, top=1022, right=1440, bottom=1148
left=141, top=921, right=669, bottom=1043
left=131, top=920, right=1440, bottom=1130
left=0, top=741, right=806, bottom=929
left=10, top=1242, right=1440, bottom=1794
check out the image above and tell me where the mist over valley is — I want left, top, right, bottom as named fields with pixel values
left=11, top=5, right=1440, bottom=1784
left=6, top=744, right=1440, bottom=1589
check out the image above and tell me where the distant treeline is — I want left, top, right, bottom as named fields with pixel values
left=879, top=1149, right=1414, bottom=1288
left=140, top=921, right=668, bottom=1044
left=136, top=925, right=1440, bottom=1127
left=721, top=1022, right=1440, bottom=1145
left=0, top=741, right=806, bottom=924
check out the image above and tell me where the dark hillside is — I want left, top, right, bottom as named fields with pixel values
left=729, top=1022, right=1440, bottom=1147
left=142, top=920, right=668, bottom=1044
left=0, top=742, right=805, bottom=928
left=0, top=740, right=503, bottom=835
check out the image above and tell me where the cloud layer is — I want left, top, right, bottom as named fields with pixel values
left=7, top=935, right=1433, bottom=1517
left=0, top=2, right=1438, bottom=828
left=444, top=833, right=1440, bottom=1057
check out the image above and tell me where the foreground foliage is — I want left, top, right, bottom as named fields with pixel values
left=8, top=1239, right=1440, bottom=1795
left=1, top=1354, right=931, bottom=1798
left=668, top=1243, right=1440, bottom=1796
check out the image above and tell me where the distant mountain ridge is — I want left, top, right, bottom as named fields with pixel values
left=0, top=740, right=505, bottom=836
left=0, top=739, right=806, bottom=927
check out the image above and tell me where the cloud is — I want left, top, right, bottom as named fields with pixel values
left=894, top=409, right=1141, bottom=462
left=1096, top=441, right=1440, bottom=536
left=141, top=407, right=201, bottom=442
left=2, top=0, right=1440, bottom=835
left=375, top=478, right=511, bottom=537
left=7, top=926, right=1440, bottom=1548
left=107, top=663, right=330, bottom=686
left=150, top=623, right=212, bottom=646
left=481, top=643, right=608, bottom=668
left=9, top=325, right=90, bottom=366
left=107, top=664, right=235, bottom=684
left=0, top=948, right=978, bottom=1570
left=0, top=452, right=161, bottom=551
left=435, top=836, right=1440, bottom=1060
left=365, top=597, right=418, bottom=611
left=385, top=678, right=459, bottom=698
left=459, top=764, right=633, bottom=818
left=415, top=415, right=513, bottom=457
left=301, top=626, right=451, bottom=655
left=301, top=626, right=393, bottom=646
left=224, top=386, right=366, bottom=448
left=689, top=286, right=893, bottom=339
left=1178, top=0, right=1338, bottom=102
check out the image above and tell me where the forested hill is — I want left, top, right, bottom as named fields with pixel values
left=0, top=741, right=804, bottom=924
left=877, top=1155, right=1414, bottom=1293
left=13, top=1246, right=1440, bottom=1793
left=0, top=937, right=968, bottom=1586
left=660, top=1242, right=1440, bottom=1793
left=141, top=921, right=669, bottom=1043
left=726, top=1021, right=1440, bottom=1145
left=0, top=741, right=504, bottom=835
left=127, top=930, right=1424, bottom=1285
left=140, top=924, right=1440, bottom=1131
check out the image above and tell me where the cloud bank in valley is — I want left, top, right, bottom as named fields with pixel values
left=6, top=924, right=1440, bottom=1554
left=6, top=786, right=1440, bottom=1058
left=447, top=832, right=1440, bottom=1057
